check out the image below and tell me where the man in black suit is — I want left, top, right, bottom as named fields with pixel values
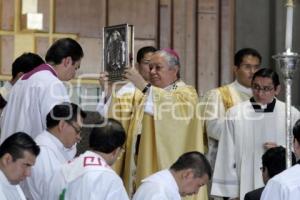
left=244, top=146, right=295, bottom=200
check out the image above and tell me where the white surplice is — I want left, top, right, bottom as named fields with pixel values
left=97, top=81, right=155, bottom=117
left=43, top=151, right=129, bottom=200
left=0, top=81, right=12, bottom=102
left=132, top=169, right=181, bottom=200
left=97, top=82, right=135, bottom=117
left=0, top=170, right=26, bottom=200
left=0, top=64, right=69, bottom=143
left=201, top=81, right=252, bottom=169
left=21, top=130, right=74, bottom=200
left=211, top=99, right=300, bottom=199
left=261, top=163, right=300, bottom=200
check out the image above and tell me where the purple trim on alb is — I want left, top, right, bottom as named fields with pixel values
left=21, top=64, right=57, bottom=80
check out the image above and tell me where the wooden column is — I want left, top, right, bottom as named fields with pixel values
left=219, top=0, right=235, bottom=85
left=197, top=0, right=219, bottom=95
left=159, top=0, right=172, bottom=48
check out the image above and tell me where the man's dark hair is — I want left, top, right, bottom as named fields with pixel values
left=252, top=68, right=280, bottom=89
left=262, top=146, right=295, bottom=178
left=137, top=46, right=157, bottom=63
left=170, top=151, right=212, bottom=179
left=12, top=53, right=45, bottom=79
left=234, top=48, right=262, bottom=67
left=46, top=102, right=86, bottom=129
left=0, top=132, right=40, bottom=161
left=45, top=38, right=84, bottom=65
left=89, top=118, right=126, bottom=154
left=293, top=119, right=300, bottom=144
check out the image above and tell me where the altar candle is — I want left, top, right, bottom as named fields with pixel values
left=285, top=5, right=293, bottom=52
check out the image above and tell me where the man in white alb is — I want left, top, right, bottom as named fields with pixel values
left=0, top=38, right=84, bottom=143
left=133, top=151, right=211, bottom=200
left=0, top=132, right=40, bottom=200
left=0, top=53, right=45, bottom=111
left=211, top=68, right=300, bottom=199
left=22, top=102, right=86, bottom=200
left=201, top=48, right=262, bottom=169
left=43, top=118, right=129, bottom=200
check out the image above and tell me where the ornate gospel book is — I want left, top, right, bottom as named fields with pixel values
left=103, top=24, right=134, bottom=81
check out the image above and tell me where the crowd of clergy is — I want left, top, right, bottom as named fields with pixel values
left=0, top=37, right=299, bottom=200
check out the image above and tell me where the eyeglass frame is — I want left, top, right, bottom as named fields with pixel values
left=251, top=83, right=275, bottom=93
left=66, top=120, right=82, bottom=134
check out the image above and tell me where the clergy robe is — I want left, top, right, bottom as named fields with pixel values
left=132, top=169, right=181, bottom=200
left=201, top=80, right=252, bottom=169
left=103, top=80, right=207, bottom=200
left=211, top=98, right=300, bottom=199
left=0, top=81, right=12, bottom=101
left=261, top=161, right=300, bottom=200
left=0, top=64, right=69, bottom=143
left=43, top=151, right=129, bottom=200
left=21, top=130, right=74, bottom=200
left=0, top=170, right=26, bottom=200
left=0, top=81, right=12, bottom=113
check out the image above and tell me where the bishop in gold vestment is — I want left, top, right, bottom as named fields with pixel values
left=100, top=48, right=208, bottom=200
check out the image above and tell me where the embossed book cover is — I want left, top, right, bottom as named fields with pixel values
left=103, top=24, right=134, bottom=81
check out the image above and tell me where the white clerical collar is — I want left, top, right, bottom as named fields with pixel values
left=167, top=170, right=181, bottom=198
left=45, top=130, right=72, bottom=154
left=233, top=80, right=252, bottom=95
left=0, top=169, right=11, bottom=186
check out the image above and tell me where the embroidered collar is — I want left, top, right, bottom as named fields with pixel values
left=250, top=97, right=276, bottom=113
left=163, top=79, right=185, bottom=91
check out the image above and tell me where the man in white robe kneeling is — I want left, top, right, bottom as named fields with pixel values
left=22, top=102, right=86, bottom=200
left=0, top=132, right=40, bottom=200
left=43, top=118, right=129, bottom=200
left=133, top=151, right=212, bottom=200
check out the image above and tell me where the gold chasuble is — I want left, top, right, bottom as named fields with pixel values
left=108, top=81, right=207, bottom=200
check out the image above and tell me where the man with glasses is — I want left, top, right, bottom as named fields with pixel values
left=21, top=102, right=86, bottom=200
left=245, top=146, right=295, bottom=200
left=211, top=68, right=300, bottom=199
left=43, top=118, right=129, bottom=200
left=201, top=48, right=262, bottom=171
